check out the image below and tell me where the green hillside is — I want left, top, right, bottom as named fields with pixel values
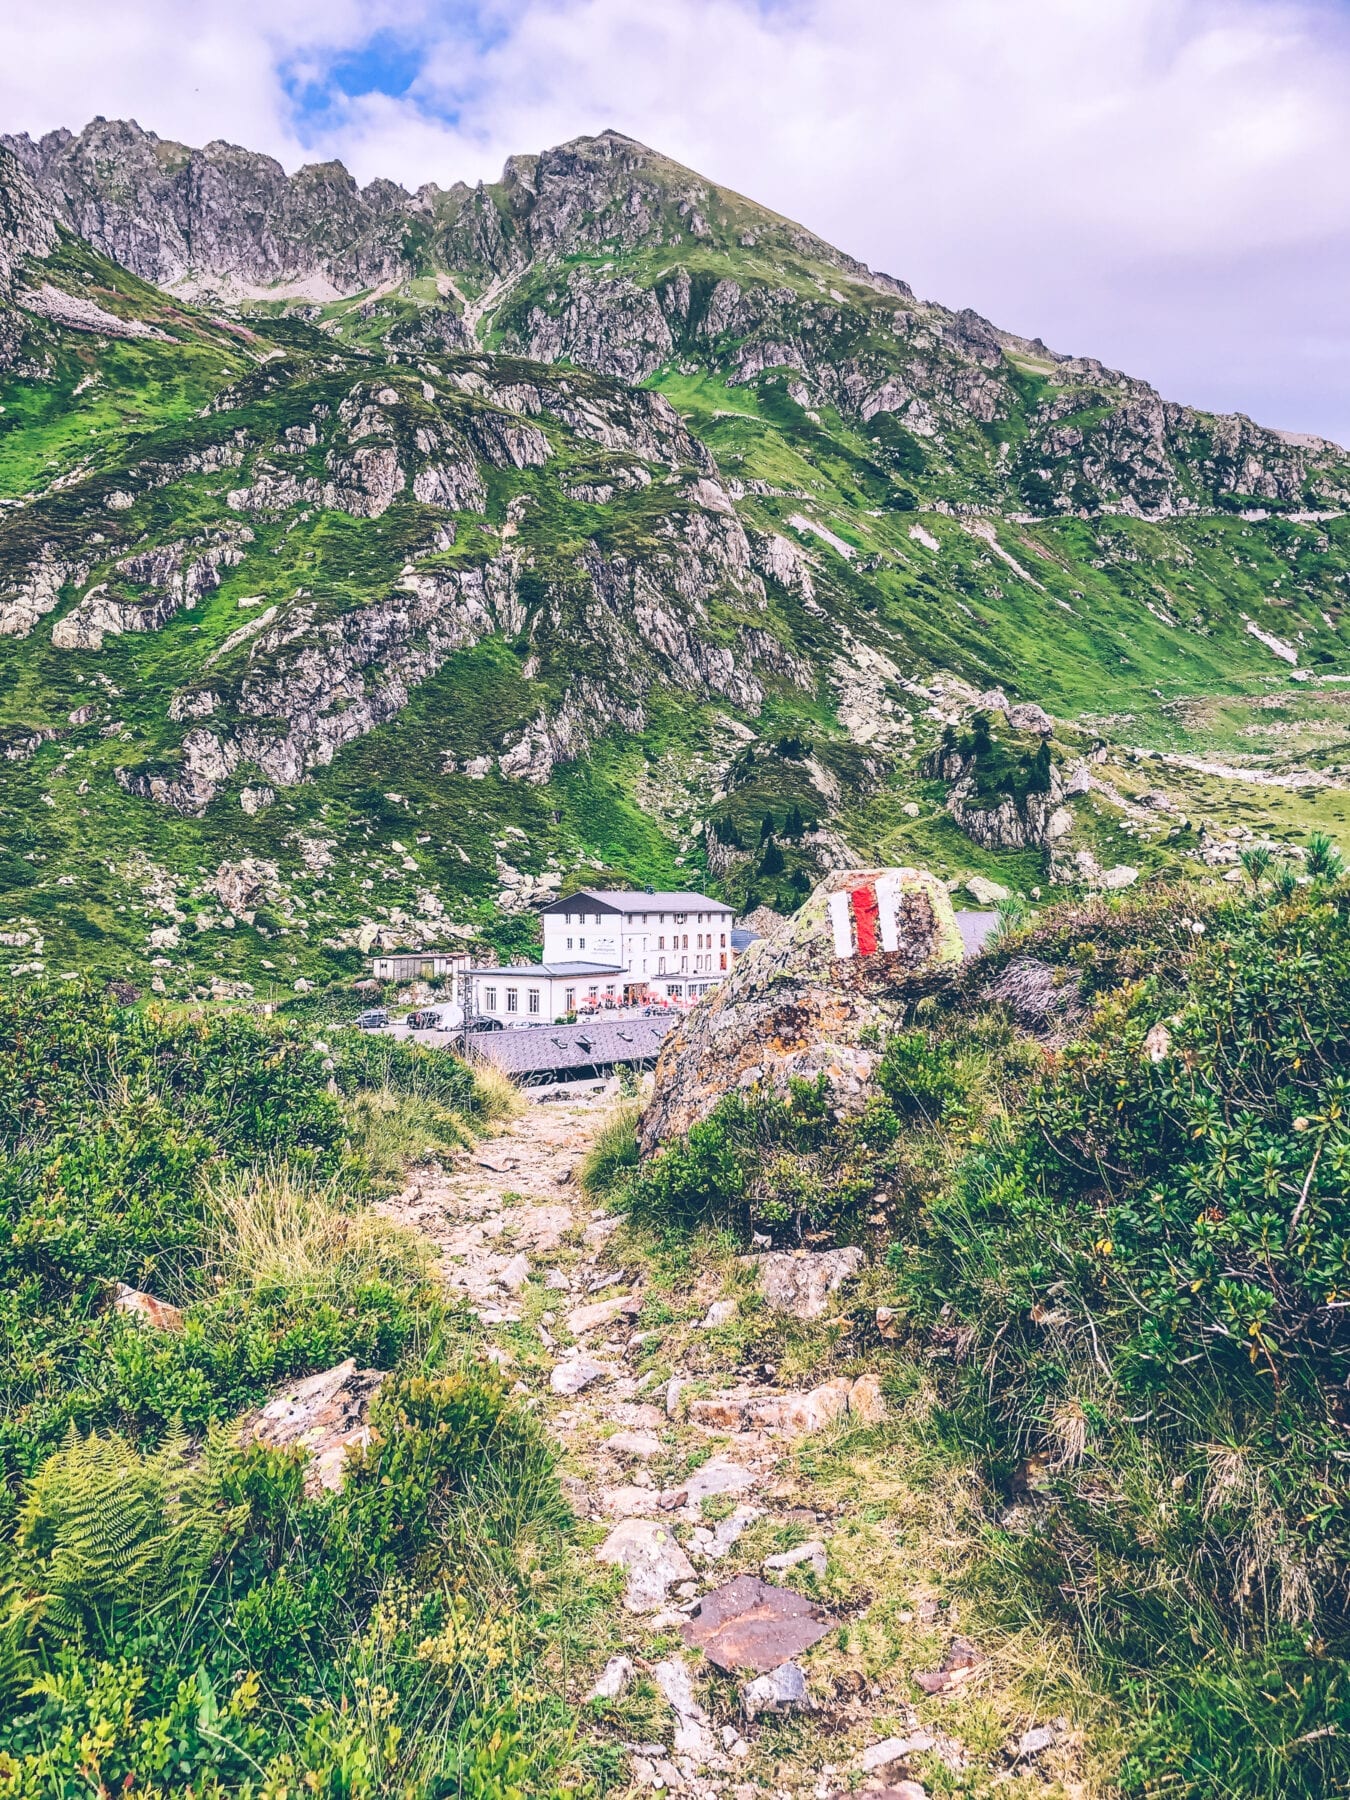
left=0, top=126, right=1347, bottom=1000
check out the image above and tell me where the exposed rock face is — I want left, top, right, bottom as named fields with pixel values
left=640, top=868, right=964, bottom=1150
left=0, top=145, right=57, bottom=368
left=3, top=119, right=412, bottom=298
left=749, top=1247, right=865, bottom=1319
left=242, top=1359, right=386, bottom=1497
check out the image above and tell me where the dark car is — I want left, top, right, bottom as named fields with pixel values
left=354, top=1009, right=389, bottom=1031
left=405, top=1009, right=443, bottom=1030
left=462, top=1015, right=504, bottom=1033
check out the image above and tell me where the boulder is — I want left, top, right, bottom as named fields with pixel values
left=242, top=1359, right=385, bottom=1496
left=751, top=1246, right=864, bottom=1319
left=964, top=875, right=1009, bottom=905
left=640, top=867, right=963, bottom=1150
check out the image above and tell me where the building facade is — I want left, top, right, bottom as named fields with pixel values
left=369, top=948, right=471, bottom=983
left=465, top=889, right=739, bottom=1025
left=466, top=960, right=628, bottom=1024
left=539, top=888, right=736, bottom=1004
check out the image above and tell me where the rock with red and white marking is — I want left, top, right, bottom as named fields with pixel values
left=638, top=867, right=962, bottom=1150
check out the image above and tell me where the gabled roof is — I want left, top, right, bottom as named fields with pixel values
left=475, top=1015, right=676, bottom=1077
left=540, top=888, right=732, bottom=914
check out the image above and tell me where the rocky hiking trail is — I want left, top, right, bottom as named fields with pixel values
left=377, top=1090, right=1095, bottom=1800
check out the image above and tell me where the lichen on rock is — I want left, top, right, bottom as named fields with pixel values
left=639, top=866, right=963, bottom=1150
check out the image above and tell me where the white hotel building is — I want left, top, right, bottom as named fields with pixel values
left=467, top=888, right=736, bottom=1024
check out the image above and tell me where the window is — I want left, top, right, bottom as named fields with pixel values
left=484, top=986, right=497, bottom=1011
left=579, top=937, right=586, bottom=949
left=658, top=957, right=666, bottom=974
left=566, top=936, right=573, bottom=949
left=669, top=984, right=682, bottom=998
left=528, top=988, right=540, bottom=1014
left=506, top=988, right=518, bottom=1013
left=565, top=987, right=575, bottom=1012
left=682, top=934, right=689, bottom=950
left=564, top=912, right=572, bottom=924
left=658, top=935, right=665, bottom=949
left=720, top=953, right=727, bottom=970
left=588, top=985, right=598, bottom=1000
left=605, top=984, right=616, bottom=999
left=675, top=912, right=686, bottom=924
left=720, top=933, right=727, bottom=947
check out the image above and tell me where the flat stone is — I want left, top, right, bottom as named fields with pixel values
left=681, top=1573, right=838, bottom=1673
left=848, top=1372, right=886, bottom=1423
left=610, top=1402, right=667, bottom=1430
left=690, top=1504, right=762, bottom=1562
left=652, top=1657, right=719, bottom=1761
left=597, top=1517, right=697, bottom=1613
left=567, top=1293, right=640, bottom=1335
left=860, top=1732, right=936, bottom=1773
left=749, top=1376, right=852, bottom=1434
left=112, top=1282, right=184, bottom=1331
left=607, top=1430, right=663, bottom=1459
left=764, top=1539, right=826, bottom=1577
left=1101, top=864, right=1139, bottom=890
left=550, top=1356, right=608, bottom=1395
left=602, top=1484, right=659, bottom=1517
left=688, top=1394, right=749, bottom=1430
left=1015, top=1725, right=1057, bottom=1759
left=498, top=1251, right=530, bottom=1292
left=242, top=1359, right=385, bottom=1497
left=741, top=1660, right=812, bottom=1718
left=585, top=1655, right=634, bottom=1702
left=833, top=1787, right=927, bottom=1800
left=699, top=1299, right=737, bottom=1328
left=682, top=1456, right=759, bottom=1507
left=503, top=1204, right=572, bottom=1250
left=750, top=1247, right=865, bottom=1320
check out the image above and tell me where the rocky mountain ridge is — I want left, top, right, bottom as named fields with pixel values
left=0, top=119, right=1347, bottom=996
left=6, top=120, right=1346, bottom=521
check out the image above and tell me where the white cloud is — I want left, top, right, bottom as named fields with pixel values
left=3, top=0, right=1350, bottom=441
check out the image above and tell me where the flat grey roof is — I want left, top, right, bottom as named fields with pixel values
left=540, top=888, right=732, bottom=914
left=470, top=961, right=627, bottom=978
left=475, top=1014, right=676, bottom=1077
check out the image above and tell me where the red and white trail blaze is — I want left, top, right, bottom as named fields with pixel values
left=828, top=878, right=904, bottom=958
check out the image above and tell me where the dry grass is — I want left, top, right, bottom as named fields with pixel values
left=203, top=1159, right=428, bottom=1293
left=470, top=1060, right=525, bottom=1125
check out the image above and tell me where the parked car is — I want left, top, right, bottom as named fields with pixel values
left=405, top=1009, right=443, bottom=1030
left=354, top=1009, right=389, bottom=1031
left=462, top=1014, right=504, bottom=1033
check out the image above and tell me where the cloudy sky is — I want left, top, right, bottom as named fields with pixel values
left=3, top=0, right=1349, bottom=443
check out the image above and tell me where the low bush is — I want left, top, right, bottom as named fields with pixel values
left=632, top=881, right=1350, bottom=1795
left=0, top=984, right=585, bottom=1798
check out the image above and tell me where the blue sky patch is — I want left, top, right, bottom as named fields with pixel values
left=282, top=30, right=426, bottom=133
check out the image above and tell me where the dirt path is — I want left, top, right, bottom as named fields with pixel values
left=381, top=1092, right=1084, bottom=1800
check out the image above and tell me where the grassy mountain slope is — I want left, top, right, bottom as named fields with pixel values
left=1, top=128, right=1348, bottom=997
